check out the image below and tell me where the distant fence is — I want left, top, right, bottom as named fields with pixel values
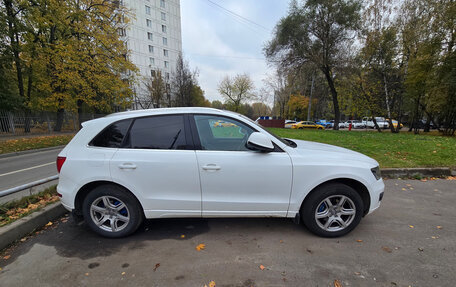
left=0, top=110, right=106, bottom=136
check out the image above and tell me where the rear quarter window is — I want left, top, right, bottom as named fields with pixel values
left=90, top=119, right=132, bottom=148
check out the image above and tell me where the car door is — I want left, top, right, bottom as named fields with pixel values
left=191, top=114, right=293, bottom=217
left=110, top=114, right=201, bottom=218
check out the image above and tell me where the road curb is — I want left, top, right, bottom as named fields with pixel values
left=0, top=145, right=65, bottom=159
left=382, top=167, right=454, bottom=178
left=0, top=202, right=67, bottom=251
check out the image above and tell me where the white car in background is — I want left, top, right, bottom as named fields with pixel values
left=345, top=120, right=366, bottom=129
left=363, top=117, right=389, bottom=129
left=329, top=120, right=346, bottom=129
left=57, top=108, right=384, bottom=238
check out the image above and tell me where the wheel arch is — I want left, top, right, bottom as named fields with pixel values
left=300, top=178, right=371, bottom=216
left=73, top=180, right=144, bottom=217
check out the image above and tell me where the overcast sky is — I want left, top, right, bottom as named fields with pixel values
left=180, top=0, right=290, bottom=103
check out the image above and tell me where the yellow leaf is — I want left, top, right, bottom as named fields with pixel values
left=401, top=188, right=407, bottom=191
left=3, top=255, right=11, bottom=260
left=409, top=225, right=414, bottom=228
left=208, top=281, right=216, bottom=287
left=121, top=272, right=126, bottom=275
left=356, top=239, right=363, bottom=242
left=196, top=243, right=205, bottom=251
left=45, top=221, right=53, bottom=226
left=85, top=273, right=89, bottom=276
left=259, top=265, right=265, bottom=270
left=436, top=226, right=443, bottom=229
left=180, top=235, right=185, bottom=238
left=334, top=279, right=343, bottom=287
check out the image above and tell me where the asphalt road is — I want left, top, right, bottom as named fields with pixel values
left=0, top=148, right=62, bottom=191
left=1, top=179, right=455, bottom=287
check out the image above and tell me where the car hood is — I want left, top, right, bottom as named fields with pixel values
left=288, top=139, right=378, bottom=166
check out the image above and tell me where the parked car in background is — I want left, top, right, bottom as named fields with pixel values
left=292, top=121, right=325, bottom=130
left=57, top=107, right=384, bottom=238
left=345, top=120, right=365, bottom=129
left=285, top=120, right=297, bottom=129
left=362, top=117, right=389, bottom=129
left=329, top=120, right=345, bottom=129
left=316, top=120, right=332, bottom=129
left=386, top=119, right=403, bottom=129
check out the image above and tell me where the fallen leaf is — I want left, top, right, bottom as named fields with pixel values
left=45, top=221, right=53, bottom=226
left=196, top=243, right=206, bottom=251
left=334, top=279, right=343, bottom=287
left=401, top=188, right=407, bottom=191
left=259, top=265, right=266, bottom=270
left=408, top=225, right=414, bottom=228
left=306, top=248, right=313, bottom=254
left=279, top=240, right=284, bottom=243
left=85, top=273, right=89, bottom=276
left=382, top=246, right=392, bottom=253
left=208, top=281, right=216, bottom=287
left=3, top=255, right=10, bottom=260
left=153, top=263, right=160, bottom=271
left=420, top=179, right=427, bottom=182
left=121, top=271, right=126, bottom=275
left=437, top=226, right=443, bottom=229
left=20, top=237, right=27, bottom=242
left=356, top=239, right=363, bottom=242
left=0, top=267, right=2, bottom=271
left=418, top=247, right=424, bottom=252
left=406, top=184, right=411, bottom=187
left=354, top=272, right=361, bottom=275
left=431, top=236, right=438, bottom=239
left=180, top=235, right=185, bottom=238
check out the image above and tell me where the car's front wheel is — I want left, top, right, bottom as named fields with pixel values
left=301, top=183, right=363, bottom=237
left=82, top=184, right=143, bottom=238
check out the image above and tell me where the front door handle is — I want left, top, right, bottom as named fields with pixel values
left=119, top=163, right=137, bottom=170
left=202, top=164, right=221, bottom=171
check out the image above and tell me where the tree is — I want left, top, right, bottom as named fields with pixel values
left=265, top=0, right=361, bottom=130
left=145, top=71, right=166, bottom=108
left=218, top=73, right=255, bottom=112
left=251, top=102, right=272, bottom=119
left=171, top=53, right=195, bottom=107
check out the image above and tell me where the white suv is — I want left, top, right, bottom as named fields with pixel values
left=57, top=108, right=384, bottom=238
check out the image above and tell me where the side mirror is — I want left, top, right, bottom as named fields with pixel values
left=246, top=132, right=275, bottom=152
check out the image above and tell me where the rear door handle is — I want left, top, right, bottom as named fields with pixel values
left=202, top=164, right=221, bottom=171
left=118, top=163, right=137, bottom=170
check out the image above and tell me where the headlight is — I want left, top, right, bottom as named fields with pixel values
left=371, top=166, right=381, bottom=180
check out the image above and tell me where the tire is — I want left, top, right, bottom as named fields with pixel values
left=82, top=184, right=144, bottom=238
left=301, top=183, right=363, bottom=237
left=317, top=127, right=323, bottom=130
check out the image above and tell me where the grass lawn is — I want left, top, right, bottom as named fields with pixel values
left=269, top=128, right=456, bottom=168
left=0, top=134, right=74, bottom=154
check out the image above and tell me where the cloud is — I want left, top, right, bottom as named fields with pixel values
left=180, top=0, right=288, bottom=102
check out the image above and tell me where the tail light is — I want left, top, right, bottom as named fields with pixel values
left=56, top=156, right=66, bottom=173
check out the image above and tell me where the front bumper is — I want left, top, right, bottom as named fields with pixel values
left=367, top=178, right=385, bottom=214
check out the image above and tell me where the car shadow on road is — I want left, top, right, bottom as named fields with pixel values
left=2, top=217, right=307, bottom=264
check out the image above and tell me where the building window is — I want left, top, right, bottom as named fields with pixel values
left=117, top=28, right=126, bottom=36
left=163, top=49, right=169, bottom=57
left=147, top=32, right=153, bottom=41
left=164, top=61, right=169, bottom=68
left=161, top=12, right=166, bottom=21
left=145, top=5, right=151, bottom=15
left=160, top=0, right=165, bottom=8
left=165, top=72, right=170, bottom=80
left=162, top=25, right=167, bottom=33
left=151, top=70, right=156, bottom=77
left=148, top=45, right=154, bottom=53
left=146, top=19, right=152, bottom=27
left=149, top=57, right=155, bottom=65
left=162, top=37, right=167, bottom=45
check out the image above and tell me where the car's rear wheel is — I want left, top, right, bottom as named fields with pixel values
left=301, top=183, right=363, bottom=237
left=82, top=184, right=143, bottom=238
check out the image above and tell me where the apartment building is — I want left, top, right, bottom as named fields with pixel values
left=120, top=0, right=182, bottom=107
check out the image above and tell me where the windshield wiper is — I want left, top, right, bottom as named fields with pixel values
left=168, top=129, right=182, bottom=149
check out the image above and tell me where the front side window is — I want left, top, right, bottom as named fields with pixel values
left=90, top=119, right=132, bottom=148
left=125, top=115, right=186, bottom=150
left=193, top=115, right=255, bottom=151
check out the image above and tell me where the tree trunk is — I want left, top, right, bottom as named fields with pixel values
left=322, top=68, right=340, bottom=130
left=77, top=99, right=83, bottom=129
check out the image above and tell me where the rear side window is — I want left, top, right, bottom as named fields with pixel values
left=125, top=115, right=186, bottom=150
left=90, top=119, right=132, bottom=148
